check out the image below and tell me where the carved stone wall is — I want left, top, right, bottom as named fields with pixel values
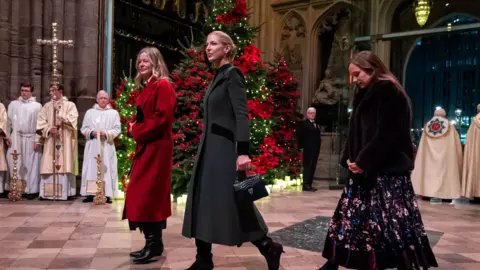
left=0, top=0, right=101, bottom=116
left=281, top=13, right=306, bottom=93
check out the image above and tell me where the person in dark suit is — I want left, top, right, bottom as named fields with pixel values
left=297, top=107, right=321, bottom=191
left=181, top=31, right=284, bottom=270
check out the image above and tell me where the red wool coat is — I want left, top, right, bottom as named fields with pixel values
left=123, top=77, right=176, bottom=222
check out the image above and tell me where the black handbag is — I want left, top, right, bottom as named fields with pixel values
left=233, top=171, right=268, bottom=233
left=233, top=171, right=269, bottom=202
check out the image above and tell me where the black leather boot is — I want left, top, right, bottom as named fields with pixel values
left=130, top=223, right=148, bottom=258
left=131, top=225, right=164, bottom=263
left=187, top=239, right=214, bottom=270
left=317, top=260, right=338, bottom=270
left=253, top=237, right=284, bottom=270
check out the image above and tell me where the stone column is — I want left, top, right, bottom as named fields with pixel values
left=63, top=0, right=77, bottom=99
left=75, top=0, right=100, bottom=120
left=0, top=0, right=11, bottom=103
left=74, top=0, right=101, bottom=192
left=31, top=0, right=44, bottom=100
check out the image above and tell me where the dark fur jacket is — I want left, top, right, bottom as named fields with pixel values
left=341, top=79, right=414, bottom=188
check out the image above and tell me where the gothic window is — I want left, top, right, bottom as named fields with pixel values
left=405, top=14, right=480, bottom=140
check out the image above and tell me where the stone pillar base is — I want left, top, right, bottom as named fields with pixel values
left=314, top=132, right=340, bottom=180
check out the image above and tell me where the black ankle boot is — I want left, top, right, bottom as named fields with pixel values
left=254, top=237, right=284, bottom=270
left=187, top=254, right=214, bottom=270
left=130, top=224, right=164, bottom=259
left=187, top=239, right=214, bottom=270
left=317, top=260, right=338, bottom=270
left=132, top=234, right=164, bottom=264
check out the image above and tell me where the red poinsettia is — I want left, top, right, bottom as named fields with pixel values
left=233, top=44, right=265, bottom=75
left=216, top=0, right=248, bottom=25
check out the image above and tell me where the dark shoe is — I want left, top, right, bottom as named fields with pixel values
left=82, top=197, right=93, bottom=203
left=317, top=261, right=338, bottom=270
left=132, top=235, right=164, bottom=264
left=186, top=254, right=214, bottom=270
left=257, top=239, right=284, bottom=270
left=106, top=197, right=112, bottom=204
left=129, top=238, right=163, bottom=258
left=302, top=186, right=316, bottom=192
left=27, top=194, right=37, bottom=200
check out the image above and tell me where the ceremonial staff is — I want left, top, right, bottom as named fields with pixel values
left=37, top=22, right=74, bottom=201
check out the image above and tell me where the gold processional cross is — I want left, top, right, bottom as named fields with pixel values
left=35, top=22, right=74, bottom=201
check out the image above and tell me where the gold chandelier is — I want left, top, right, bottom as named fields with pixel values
left=414, top=0, right=433, bottom=27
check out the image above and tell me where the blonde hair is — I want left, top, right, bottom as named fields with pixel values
left=135, top=46, right=169, bottom=87
left=208, top=31, right=237, bottom=62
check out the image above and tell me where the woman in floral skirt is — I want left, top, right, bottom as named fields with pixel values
left=319, top=51, right=438, bottom=270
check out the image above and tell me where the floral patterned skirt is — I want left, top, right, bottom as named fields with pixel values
left=322, top=173, right=438, bottom=270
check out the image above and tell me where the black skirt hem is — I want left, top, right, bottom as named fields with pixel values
left=128, top=220, right=167, bottom=231
left=322, top=238, right=438, bottom=270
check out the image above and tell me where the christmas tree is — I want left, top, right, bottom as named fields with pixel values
left=110, top=78, right=140, bottom=192
left=267, top=53, right=303, bottom=177
left=171, top=0, right=276, bottom=197
left=112, top=0, right=302, bottom=196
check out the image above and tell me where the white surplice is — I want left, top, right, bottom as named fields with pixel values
left=80, top=104, right=121, bottom=198
left=6, top=97, right=42, bottom=194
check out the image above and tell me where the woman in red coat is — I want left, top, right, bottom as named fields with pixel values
left=123, top=46, right=176, bottom=264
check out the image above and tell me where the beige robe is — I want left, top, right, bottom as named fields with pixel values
left=411, top=116, right=462, bottom=199
left=0, top=103, right=7, bottom=172
left=37, top=97, right=79, bottom=175
left=462, top=114, right=480, bottom=198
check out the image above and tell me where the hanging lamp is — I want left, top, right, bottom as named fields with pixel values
left=414, top=0, right=433, bottom=27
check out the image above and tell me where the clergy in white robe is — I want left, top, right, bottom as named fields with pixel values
left=37, top=85, right=79, bottom=200
left=0, top=102, right=7, bottom=195
left=462, top=104, right=480, bottom=198
left=80, top=91, right=121, bottom=202
left=6, top=84, right=42, bottom=199
left=411, top=108, right=462, bottom=200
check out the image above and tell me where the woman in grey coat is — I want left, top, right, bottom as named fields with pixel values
left=182, top=30, right=284, bottom=270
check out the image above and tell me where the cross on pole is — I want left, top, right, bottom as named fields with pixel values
left=36, top=22, right=74, bottom=201
left=37, top=22, right=74, bottom=89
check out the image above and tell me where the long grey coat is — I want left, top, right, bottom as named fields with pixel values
left=181, top=64, right=268, bottom=246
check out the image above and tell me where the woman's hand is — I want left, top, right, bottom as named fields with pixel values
left=236, top=155, right=251, bottom=171
left=128, top=122, right=135, bottom=133
left=347, top=159, right=364, bottom=174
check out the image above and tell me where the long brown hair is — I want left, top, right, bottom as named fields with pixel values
left=135, top=47, right=169, bottom=87
left=350, top=51, right=412, bottom=116
left=350, top=51, right=403, bottom=91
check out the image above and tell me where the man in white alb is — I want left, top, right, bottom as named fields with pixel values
left=80, top=90, right=121, bottom=203
left=5, top=83, right=43, bottom=199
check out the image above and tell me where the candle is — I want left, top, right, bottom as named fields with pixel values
left=129, top=59, right=132, bottom=77
left=97, top=130, right=102, bottom=156
left=12, top=115, right=18, bottom=151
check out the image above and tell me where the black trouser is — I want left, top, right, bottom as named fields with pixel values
left=303, top=149, right=320, bottom=187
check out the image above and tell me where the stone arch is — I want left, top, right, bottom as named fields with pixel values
left=402, top=12, right=480, bottom=85
left=279, top=10, right=307, bottom=92
left=378, top=0, right=409, bottom=34
left=278, top=9, right=307, bottom=110
left=308, top=1, right=354, bottom=108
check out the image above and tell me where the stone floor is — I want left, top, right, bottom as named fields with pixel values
left=1, top=182, right=480, bottom=269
